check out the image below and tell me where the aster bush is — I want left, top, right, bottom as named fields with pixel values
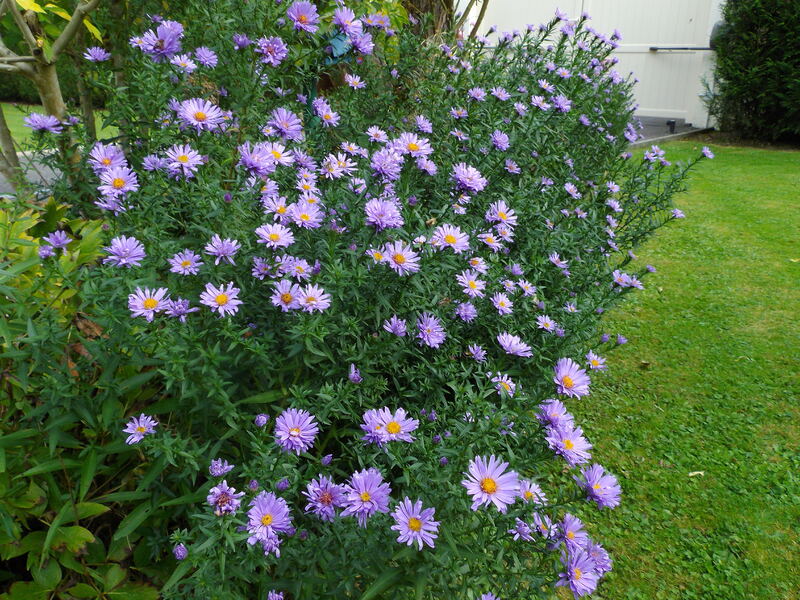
left=1, top=2, right=713, bottom=599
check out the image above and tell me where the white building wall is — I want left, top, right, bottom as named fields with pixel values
left=457, top=0, right=724, bottom=127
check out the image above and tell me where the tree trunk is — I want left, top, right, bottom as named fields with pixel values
left=0, top=104, right=22, bottom=192
left=34, top=63, right=67, bottom=120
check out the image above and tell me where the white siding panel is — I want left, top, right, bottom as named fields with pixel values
left=457, top=0, right=723, bottom=126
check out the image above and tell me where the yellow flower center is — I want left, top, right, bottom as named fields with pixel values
left=480, top=477, right=497, bottom=494
left=320, top=492, right=333, bottom=505
left=393, top=253, right=406, bottom=265
left=277, top=205, right=287, bottom=214
left=141, top=297, right=158, bottom=310
left=562, top=375, right=574, bottom=389
left=591, top=360, right=599, bottom=366
left=408, top=517, right=422, bottom=532
left=305, top=296, right=317, bottom=304
left=444, top=234, right=457, bottom=245
left=135, top=425, right=146, bottom=433
left=101, top=158, right=111, bottom=165
left=468, top=280, right=477, bottom=289
left=386, top=421, right=401, bottom=434
left=592, top=483, right=601, bottom=490
left=373, top=252, right=384, bottom=261
left=298, top=14, right=308, bottom=23
left=567, top=531, right=575, bottom=540
left=360, top=491, right=371, bottom=502
left=177, top=154, right=189, bottom=163
left=280, top=292, right=293, bottom=304
left=194, top=111, right=207, bottom=122
left=485, top=236, right=495, bottom=244
left=563, top=439, right=575, bottom=450
left=271, top=150, right=282, bottom=160
left=268, top=233, right=280, bottom=242
left=180, top=260, right=191, bottom=268
left=498, top=211, right=507, bottom=220
left=261, top=514, right=273, bottom=526
left=407, top=142, right=420, bottom=151
left=573, top=568, right=582, bottom=580
left=215, top=294, right=229, bottom=306
left=500, top=381, right=511, bottom=391
left=289, top=427, right=301, bottom=437
left=524, top=490, right=533, bottom=500
left=299, top=213, right=310, bottom=221
left=112, top=177, right=125, bottom=189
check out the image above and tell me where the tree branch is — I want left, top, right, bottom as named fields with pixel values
left=468, top=0, right=490, bottom=38
left=0, top=55, right=36, bottom=62
left=4, top=0, right=40, bottom=54
left=454, top=0, right=478, bottom=32
left=51, top=0, right=102, bottom=61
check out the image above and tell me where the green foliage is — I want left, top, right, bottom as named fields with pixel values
left=708, top=0, right=800, bottom=142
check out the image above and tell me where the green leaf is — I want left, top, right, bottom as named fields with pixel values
left=65, top=583, right=100, bottom=599
left=112, top=502, right=151, bottom=541
left=3, top=581, right=48, bottom=600
left=20, top=458, right=81, bottom=477
left=106, top=583, right=159, bottom=600
left=78, top=450, right=99, bottom=501
left=83, top=17, right=102, bottom=42
left=62, top=502, right=110, bottom=522
left=49, top=526, right=94, bottom=554
left=31, top=559, right=61, bottom=590
left=43, top=3, right=70, bottom=20
left=102, top=564, right=126, bottom=592
left=160, top=561, right=191, bottom=593
left=359, top=568, right=402, bottom=600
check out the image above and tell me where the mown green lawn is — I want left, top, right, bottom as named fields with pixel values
left=565, top=141, right=800, bottom=599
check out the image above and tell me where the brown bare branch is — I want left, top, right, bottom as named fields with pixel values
left=3, top=0, right=40, bottom=54
left=51, top=0, right=102, bottom=61
left=468, top=0, right=490, bottom=38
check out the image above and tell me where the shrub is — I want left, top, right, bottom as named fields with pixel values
left=708, top=0, right=800, bottom=142
left=2, top=2, right=711, bottom=599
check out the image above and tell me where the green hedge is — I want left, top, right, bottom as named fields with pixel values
left=709, top=0, right=800, bottom=142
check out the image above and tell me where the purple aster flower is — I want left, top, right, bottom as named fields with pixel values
left=432, top=224, right=469, bottom=253
left=585, top=351, right=607, bottom=371
left=616, top=334, right=628, bottom=345
left=24, top=113, right=63, bottom=133
left=351, top=32, right=374, bottom=55
left=209, top=458, right=234, bottom=477
left=342, top=468, right=392, bottom=527
left=165, top=144, right=203, bottom=178
left=452, top=162, right=487, bottom=192
left=554, top=358, right=591, bottom=398
left=391, top=498, right=439, bottom=550
left=560, top=513, right=590, bottom=552
left=287, top=1, right=319, bottom=33
left=552, top=94, right=572, bottom=113
left=128, top=287, right=168, bottom=321
left=557, top=548, right=600, bottom=597
left=348, top=364, right=362, bottom=384
left=537, top=399, right=574, bottom=429
left=271, top=279, right=302, bottom=311
left=480, top=595, right=498, bottom=600
left=467, top=344, right=486, bottom=362
left=533, top=512, right=556, bottom=539
left=362, top=407, right=419, bottom=446
left=275, top=408, right=319, bottom=454
left=333, top=6, right=361, bottom=35
left=491, top=292, right=513, bottom=315
left=672, top=208, right=686, bottom=219
left=246, top=491, right=292, bottom=545
left=415, top=115, right=433, bottom=133
left=232, top=33, right=252, bottom=49
left=173, top=543, right=187, bottom=560
left=268, top=107, right=303, bottom=141
left=303, top=474, right=346, bottom=521
left=575, top=464, right=621, bottom=509
left=38, top=245, right=54, bottom=259
left=194, top=46, right=218, bottom=67
left=255, top=223, right=295, bottom=249
left=702, top=146, right=715, bottom=159
left=546, top=423, right=593, bottom=466
left=268, top=592, right=284, bottom=600
left=456, top=270, right=485, bottom=298
left=170, top=53, right=197, bottom=73
left=345, top=74, right=365, bottom=89
left=462, top=455, right=519, bottom=513
left=103, top=236, right=146, bottom=268
left=365, top=198, right=404, bottom=230
left=519, top=479, right=547, bottom=505
left=255, top=414, right=269, bottom=427
left=199, top=282, right=242, bottom=317
left=366, top=126, right=388, bottom=143
left=140, top=20, right=183, bottom=61
left=289, top=201, right=323, bottom=229
left=142, top=154, right=168, bottom=171
left=207, top=480, right=245, bottom=516
left=321, top=454, right=333, bottom=466
left=169, top=249, right=203, bottom=275
left=255, top=36, right=288, bottom=66
left=586, top=540, right=613, bottom=574
left=98, top=165, right=139, bottom=197
left=382, top=241, right=420, bottom=275
left=88, top=142, right=126, bottom=173
left=492, top=373, right=516, bottom=396
left=164, top=298, right=198, bottom=322
left=177, top=98, right=223, bottom=131
left=497, top=332, right=532, bottom=357
left=122, top=413, right=157, bottom=444
left=383, top=315, right=407, bottom=336
left=509, top=517, right=534, bottom=541
left=490, top=129, right=510, bottom=151
left=299, top=284, right=331, bottom=312
left=204, top=235, right=240, bottom=266
left=417, top=313, right=446, bottom=348
left=83, top=46, right=111, bottom=62
left=370, top=148, right=404, bottom=181
left=43, top=231, right=71, bottom=249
